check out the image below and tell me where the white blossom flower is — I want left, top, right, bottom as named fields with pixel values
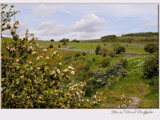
left=68, top=66, right=74, bottom=70
left=57, top=69, right=60, bottom=74
left=50, top=70, right=56, bottom=75
left=36, top=56, right=40, bottom=61
left=20, top=76, right=24, bottom=79
left=63, top=69, right=69, bottom=72
left=43, top=49, right=47, bottom=52
left=16, top=59, right=19, bottom=62
left=10, top=48, right=15, bottom=51
left=52, top=51, right=57, bottom=56
left=32, top=52, right=37, bottom=55
left=71, top=71, right=75, bottom=75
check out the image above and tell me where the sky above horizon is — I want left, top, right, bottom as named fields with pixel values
left=2, top=4, right=158, bottom=41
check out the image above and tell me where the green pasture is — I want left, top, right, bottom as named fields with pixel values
left=1, top=37, right=159, bottom=108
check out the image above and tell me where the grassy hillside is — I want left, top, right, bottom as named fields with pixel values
left=2, top=37, right=159, bottom=108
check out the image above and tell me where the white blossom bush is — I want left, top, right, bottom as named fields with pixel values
left=1, top=4, right=103, bottom=108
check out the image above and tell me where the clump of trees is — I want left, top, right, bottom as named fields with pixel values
left=101, top=35, right=117, bottom=42
left=71, top=39, right=80, bottom=43
left=95, top=43, right=125, bottom=57
left=60, top=38, right=69, bottom=42
left=112, top=43, right=125, bottom=54
left=60, top=38, right=69, bottom=45
left=144, top=43, right=158, bottom=53
left=85, top=59, right=128, bottom=96
left=122, top=32, right=158, bottom=37
left=143, top=51, right=158, bottom=78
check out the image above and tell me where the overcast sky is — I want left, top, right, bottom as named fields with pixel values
left=3, top=4, right=158, bottom=41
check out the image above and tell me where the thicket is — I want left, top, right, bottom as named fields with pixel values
left=144, top=43, right=158, bottom=53
left=95, top=45, right=101, bottom=55
left=85, top=59, right=128, bottom=97
left=101, top=35, right=117, bottom=42
left=143, top=51, right=159, bottom=78
left=112, top=43, right=126, bottom=54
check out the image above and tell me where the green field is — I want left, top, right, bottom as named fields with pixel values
left=1, top=37, right=159, bottom=108
left=32, top=39, right=149, bottom=54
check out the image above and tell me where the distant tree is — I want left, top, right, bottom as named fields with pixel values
left=60, top=38, right=69, bottom=43
left=62, top=41, right=66, bottom=45
left=66, top=39, right=69, bottom=42
left=95, top=45, right=101, bottom=55
left=72, top=39, right=80, bottom=43
left=58, top=44, right=61, bottom=48
left=50, top=39, right=54, bottom=42
left=101, top=35, right=117, bottom=42
left=128, top=38, right=132, bottom=44
left=144, top=43, right=158, bottom=53
left=49, top=44, right=53, bottom=48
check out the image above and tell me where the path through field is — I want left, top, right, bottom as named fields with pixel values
left=59, top=48, right=148, bottom=57
left=128, top=97, right=141, bottom=108
left=59, top=48, right=95, bottom=54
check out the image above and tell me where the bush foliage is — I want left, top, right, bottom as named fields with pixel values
left=144, top=43, right=158, bottom=53
left=95, top=45, right=101, bottom=55
left=143, top=52, right=159, bottom=78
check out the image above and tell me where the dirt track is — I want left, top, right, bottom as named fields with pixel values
left=59, top=48, right=148, bottom=57
left=59, top=48, right=95, bottom=54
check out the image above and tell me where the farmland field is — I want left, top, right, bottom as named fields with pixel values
left=2, top=36, right=159, bottom=108
left=1, top=4, right=159, bottom=109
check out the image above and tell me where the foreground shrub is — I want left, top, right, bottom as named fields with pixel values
left=82, top=52, right=86, bottom=56
left=144, top=43, right=158, bottom=53
left=101, top=57, right=110, bottom=68
left=85, top=60, right=128, bottom=97
left=100, top=48, right=107, bottom=57
left=95, top=45, right=101, bottom=55
left=143, top=51, right=159, bottom=78
left=75, top=53, right=81, bottom=57
left=112, top=43, right=125, bottom=54
left=108, top=50, right=116, bottom=57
